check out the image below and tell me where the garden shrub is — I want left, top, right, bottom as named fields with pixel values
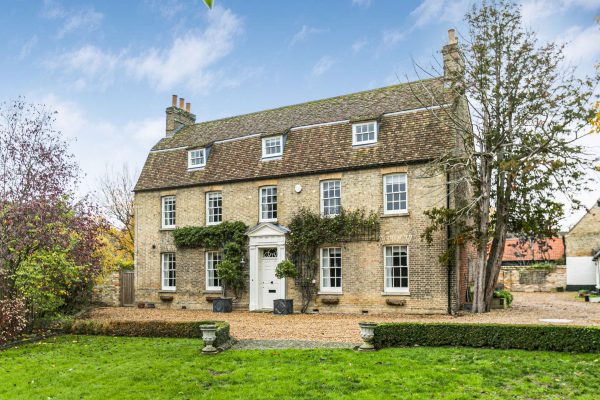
left=493, top=289, right=513, bottom=306
left=372, top=323, right=600, bottom=353
left=0, top=298, right=28, bottom=345
left=63, top=319, right=231, bottom=347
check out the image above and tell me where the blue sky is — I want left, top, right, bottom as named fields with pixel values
left=1, top=0, right=599, bottom=227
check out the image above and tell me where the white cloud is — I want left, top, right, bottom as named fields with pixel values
left=408, top=0, right=471, bottom=29
left=45, top=7, right=244, bottom=94
left=352, top=38, right=368, bottom=53
left=41, top=1, right=104, bottom=38
left=352, top=0, right=372, bottom=7
left=382, top=29, right=405, bottom=47
left=561, top=24, right=600, bottom=67
left=39, top=94, right=159, bottom=194
left=45, top=45, right=121, bottom=90
left=57, top=8, right=104, bottom=38
left=312, top=56, right=336, bottom=76
left=18, top=35, right=38, bottom=60
left=521, top=0, right=600, bottom=25
left=126, top=7, right=242, bottom=91
left=290, top=25, right=326, bottom=46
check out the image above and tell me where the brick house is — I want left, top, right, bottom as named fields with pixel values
left=133, top=31, right=470, bottom=314
left=565, top=199, right=600, bottom=290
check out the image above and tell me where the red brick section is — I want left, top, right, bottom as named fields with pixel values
left=501, top=238, right=564, bottom=263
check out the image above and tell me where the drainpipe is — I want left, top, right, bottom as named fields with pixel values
left=446, top=171, right=452, bottom=315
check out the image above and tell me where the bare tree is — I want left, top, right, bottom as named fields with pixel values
left=97, top=164, right=136, bottom=259
left=418, top=1, right=598, bottom=312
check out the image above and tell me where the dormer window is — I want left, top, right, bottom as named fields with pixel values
left=352, top=121, right=378, bottom=146
left=262, top=135, right=283, bottom=159
left=188, top=148, right=206, bottom=169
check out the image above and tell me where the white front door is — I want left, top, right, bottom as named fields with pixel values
left=259, top=248, right=281, bottom=310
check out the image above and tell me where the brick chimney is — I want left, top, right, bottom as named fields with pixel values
left=442, top=29, right=464, bottom=81
left=165, top=95, right=196, bottom=137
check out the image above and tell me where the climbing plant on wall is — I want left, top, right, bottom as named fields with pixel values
left=172, top=221, right=248, bottom=298
left=286, top=208, right=380, bottom=313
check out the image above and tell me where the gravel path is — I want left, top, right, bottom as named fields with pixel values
left=231, top=340, right=358, bottom=350
left=88, top=292, right=600, bottom=343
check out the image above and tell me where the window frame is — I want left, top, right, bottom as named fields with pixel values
left=161, top=195, right=176, bottom=229
left=259, top=186, right=278, bottom=222
left=161, top=253, right=176, bottom=291
left=320, top=247, right=342, bottom=293
left=352, top=121, right=378, bottom=146
left=187, top=148, right=206, bottom=169
left=383, top=173, right=408, bottom=215
left=205, top=251, right=223, bottom=291
left=383, top=245, right=409, bottom=294
left=261, top=135, right=283, bottom=159
left=320, top=180, right=341, bottom=217
left=205, top=191, right=222, bottom=226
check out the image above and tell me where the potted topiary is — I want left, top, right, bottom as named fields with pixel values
left=213, top=243, right=246, bottom=313
left=273, top=259, right=298, bottom=315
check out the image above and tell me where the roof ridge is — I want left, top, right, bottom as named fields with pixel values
left=192, top=76, right=442, bottom=128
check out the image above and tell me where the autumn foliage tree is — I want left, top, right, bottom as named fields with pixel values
left=417, top=1, right=599, bottom=312
left=0, top=98, right=105, bottom=336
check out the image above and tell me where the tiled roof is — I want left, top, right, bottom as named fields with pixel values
left=501, top=238, right=565, bottom=263
left=135, top=78, right=452, bottom=192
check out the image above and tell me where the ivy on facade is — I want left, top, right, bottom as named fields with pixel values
left=286, top=208, right=380, bottom=313
left=172, top=221, right=248, bottom=298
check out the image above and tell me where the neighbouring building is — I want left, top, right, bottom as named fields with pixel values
left=565, top=199, right=600, bottom=290
left=500, top=237, right=565, bottom=266
left=133, top=30, right=471, bottom=314
left=496, top=237, right=566, bottom=292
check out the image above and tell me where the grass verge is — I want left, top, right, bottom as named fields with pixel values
left=1, top=335, right=600, bottom=399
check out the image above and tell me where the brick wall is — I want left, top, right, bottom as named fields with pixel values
left=134, top=164, right=456, bottom=314
left=498, top=265, right=566, bottom=292
left=92, top=271, right=121, bottom=306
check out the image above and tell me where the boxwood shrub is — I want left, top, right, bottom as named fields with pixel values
left=373, top=323, right=600, bottom=353
left=63, top=320, right=230, bottom=347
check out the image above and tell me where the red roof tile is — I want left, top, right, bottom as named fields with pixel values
left=501, top=238, right=564, bottom=263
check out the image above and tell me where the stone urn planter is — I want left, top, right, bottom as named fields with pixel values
left=212, top=298, right=233, bottom=313
left=358, top=322, right=377, bottom=352
left=200, top=324, right=218, bottom=354
left=273, top=299, right=293, bottom=315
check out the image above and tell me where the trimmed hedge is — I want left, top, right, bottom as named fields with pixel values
left=63, top=320, right=230, bottom=347
left=373, top=323, right=600, bottom=353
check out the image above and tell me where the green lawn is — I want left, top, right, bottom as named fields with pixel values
left=1, top=336, right=599, bottom=399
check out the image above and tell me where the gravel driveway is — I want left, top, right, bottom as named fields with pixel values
left=88, top=292, right=600, bottom=343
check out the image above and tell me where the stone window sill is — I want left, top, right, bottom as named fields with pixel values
left=381, top=212, right=409, bottom=218
left=203, top=290, right=222, bottom=294
left=159, top=290, right=176, bottom=294
left=381, top=292, right=410, bottom=296
left=318, top=292, right=343, bottom=296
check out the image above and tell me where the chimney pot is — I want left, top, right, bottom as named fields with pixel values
left=179, top=98, right=184, bottom=109
left=185, top=102, right=191, bottom=113
left=448, top=28, right=457, bottom=45
left=171, top=95, right=177, bottom=107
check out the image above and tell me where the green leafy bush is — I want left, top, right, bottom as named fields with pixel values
left=275, top=260, right=297, bottom=280
left=14, top=249, right=89, bottom=316
left=494, top=289, right=513, bottom=306
left=63, top=319, right=230, bottom=347
left=372, top=323, right=600, bottom=353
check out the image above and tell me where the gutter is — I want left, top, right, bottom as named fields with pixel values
left=133, top=158, right=437, bottom=193
left=446, top=170, right=452, bottom=315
